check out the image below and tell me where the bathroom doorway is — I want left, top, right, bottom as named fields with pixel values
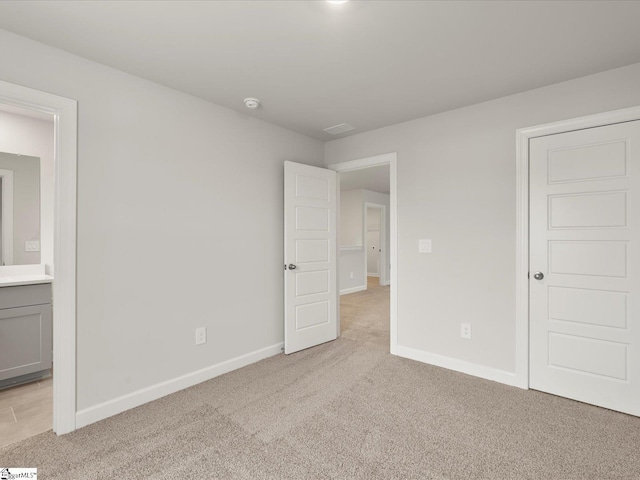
left=0, top=105, right=55, bottom=448
left=0, top=80, right=78, bottom=440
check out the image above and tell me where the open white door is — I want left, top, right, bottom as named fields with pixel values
left=284, top=161, right=337, bottom=354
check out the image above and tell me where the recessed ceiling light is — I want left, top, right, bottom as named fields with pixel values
left=327, top=0, right=348, bottom=4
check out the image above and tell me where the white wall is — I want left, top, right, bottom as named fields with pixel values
left=339, top=189, right=364, bottom=293
left=0, top=29, right=324, bottom=414
left=0, top=111, right=54, bottom=273
left=339, top=250, right=366, bottom=294
left=325, top=61, right=640, bottom=378
left=339, top=189, right=362, bottom=246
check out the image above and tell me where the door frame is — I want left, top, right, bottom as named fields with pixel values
left=364, top=202, right=385, bottom=285
left=515, top=105, right=640, bottom=389
left=0, top=80, right=78, bottom=434
left=328, top=152, right=398, bottom=355
left=0, top=169, right=14, bottom=265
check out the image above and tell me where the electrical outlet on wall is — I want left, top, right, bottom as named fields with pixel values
left=460, top=323, right=472, bottom=339
left=195, top=327, right=207, bottom=345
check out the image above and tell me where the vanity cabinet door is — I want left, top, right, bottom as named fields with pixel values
left=0, top=284, right=52, bottom=309
left=0, top=304, right=52, bottom=381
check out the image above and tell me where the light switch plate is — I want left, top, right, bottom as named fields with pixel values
left=418, top=239, right=432, bottom=254
left=25, top=240, right=40, bottom=252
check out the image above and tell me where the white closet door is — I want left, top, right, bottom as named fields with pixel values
left=530, top=120, right=640, bottom=416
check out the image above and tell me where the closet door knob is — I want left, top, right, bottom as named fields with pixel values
left=288, top=264, right=297, bottom=270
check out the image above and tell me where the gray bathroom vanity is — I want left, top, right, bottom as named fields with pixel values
left=0, top=282, right=53, bottom=389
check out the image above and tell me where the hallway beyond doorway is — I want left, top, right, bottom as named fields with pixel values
left=340, top=276, right=390, bottom=347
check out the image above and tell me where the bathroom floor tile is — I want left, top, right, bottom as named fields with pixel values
left=0, top=406, right=16, bottom=426
left=0, top=376, right=52, bottom=449
left=38, top=376, right=53, bottom=387
left=0, top=382, right=41, bottom=411
left=0, top=419, right=51, bottom=449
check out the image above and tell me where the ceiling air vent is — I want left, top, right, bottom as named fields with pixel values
left=323, top=123, right=355, bottom=135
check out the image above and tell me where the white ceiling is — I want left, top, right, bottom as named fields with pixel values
left=340, top=165, right=390, bottom=194
left=1, top=1, right=640, bottom=141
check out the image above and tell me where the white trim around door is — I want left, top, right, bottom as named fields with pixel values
left=0, top=80, right=78, bottom=434
left=328, top=152, right=398, bottom=355
left=515, top=105, right=640, bottom=390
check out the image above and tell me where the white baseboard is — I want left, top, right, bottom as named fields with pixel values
left=367, top=273, right=380, bottom=278
left=340, top=285, right=366, bottom=295
left=76, top=342, right=284, bottom=429
left=395, top=345, right=521, bottom=388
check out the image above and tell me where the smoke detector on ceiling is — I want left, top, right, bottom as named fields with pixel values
left=244, top=97, right=261, bottom=110
left=323, top=123, right=355, bottom=135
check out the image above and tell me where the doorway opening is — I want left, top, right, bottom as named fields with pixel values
left=0, top=80, right=78, bottom=438
left=329, top=153, right=398, bottom=354
left=0, top=104, right=54, bottom=449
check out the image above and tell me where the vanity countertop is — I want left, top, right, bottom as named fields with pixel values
left=0, top=274, right=53, bottom=287
left=0, top=264, right=53, bottom=287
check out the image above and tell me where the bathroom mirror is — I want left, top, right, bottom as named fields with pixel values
left=0, top=151, right=41, bottom=266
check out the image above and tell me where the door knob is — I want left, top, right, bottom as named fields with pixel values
left=288, top=264, right=297, bottom=270
left=533, top=272, right=544, bottom=280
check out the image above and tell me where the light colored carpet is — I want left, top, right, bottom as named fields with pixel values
left=2, top=280, right=640, bottom=479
